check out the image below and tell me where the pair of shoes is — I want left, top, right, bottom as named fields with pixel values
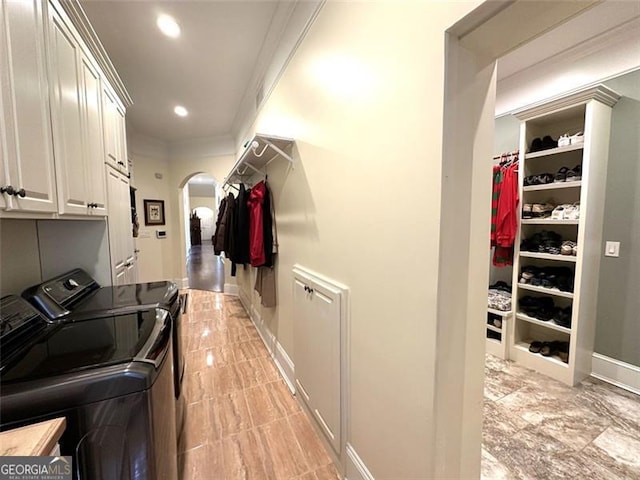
left=566, top=164, right=581, bottom=181
left=528, top=340, right=570, bottom=363
left=520, top=296, right=555, bottom=320
left=561, top=241, right=577, bottom=256
left=524, top=173, right=554, bottom=186
left=523, top=202, right=556, bottom=219
left=520, top=266, right=574, bottom=292
left=530, top=135, right=558, bottom=152
left=520, top=230, right=562, bottom=253
left=551, top=203, right=580, bottom=220
left=558, top=132, right=584, bottom=148
left=553, top=306, right=572, bottom=328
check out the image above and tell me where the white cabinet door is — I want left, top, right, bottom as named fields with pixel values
left=101, top=85, right=128, bottom=175
left=106, top=166, right=134, bottom=285
left=48, top=5, right=87, bottom=215
left=0, top=0, right=57, bottom=213
left=106, top=167, right=125, bottom=280
left=293, top=271, right=342, bottom=454
left=79, top=54, right=107, bottom=215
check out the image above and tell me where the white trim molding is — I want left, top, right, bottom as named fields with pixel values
left=237, top=291, right=295, bottom=392
left=223, top=283, right=240, bottom=296
left=346, top=444, right=374, bottom=480
left=591, top=353, right=640, bottom=395
left=175, top=277, right=189, bottom=289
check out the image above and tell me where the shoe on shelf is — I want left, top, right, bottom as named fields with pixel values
left=529, top=341, right=543, bottom=353
left=557, top=341, right=570, bottom=363
left=561, top=241, right=576, bottom=255
left=530, top=137, right=543, bottom=152
left=551, top=204, right=571, bottom=220
left=566, top=164, right=582, bottom=181
left=564, top=202, right=580, bottom=220
left=554, top=166, right=570, bottom=182
left=569, top=132, right=584, bottom=145
left=558, top=134, right=571, bottom=148
left=532, top=202, right=556, bottom=218
left=541, top=135, right=558, bottom=150
left=572, top=243, right=578, bottom=256
left=522, top=204, right=533, bottom=218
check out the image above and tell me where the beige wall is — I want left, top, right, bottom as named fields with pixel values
left=234, top=1, right=482, bottom=478
left=131, top=153, right=175, bottom=282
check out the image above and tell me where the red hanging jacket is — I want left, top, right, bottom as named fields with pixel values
left=247, top=181, right=266, bottom=267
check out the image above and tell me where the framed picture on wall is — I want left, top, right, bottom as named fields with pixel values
left=144, top=199, right=165, bottom=226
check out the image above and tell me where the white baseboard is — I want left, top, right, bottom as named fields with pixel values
left=591, top=353, right=640, bottom=395
left=223, top=283, right=239, bottom=296
left=237, top=289, right=295, bottom=393
left=346, top=444, right=374, bottom=480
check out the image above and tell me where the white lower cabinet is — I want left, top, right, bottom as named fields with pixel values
left=106, top=167, right=135, bottom=285
left=293, top=266, right=346, bottom=455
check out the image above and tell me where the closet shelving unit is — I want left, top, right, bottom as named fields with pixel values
left=222, top=134, right=294, bottom=188
left=486, top=308, right=511, bottom=358
left=509, top=85, right=620, bottom=386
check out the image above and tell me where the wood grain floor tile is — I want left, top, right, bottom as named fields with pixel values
left=222, top=429, right=269, bottom=479
left=245, top=384, right=289, bottom=427
left=257, top=356, right=280, bottom=383
left=288, top=412, right=334, bottom=471
left=213, top=364, right=244, bottom=397
left=183, top=369, right=215, bottom=404
left=234, top=339, right=270, bottom=362
left=236, top=358, right=269, bottom=389
left=179, top=443, right=225, bottom=480
left=180, top=401, right=215, bottom=453
left=213, top=391, right=253, bottom=438
left=264, top=381, right=302, bottom=416
left=258, top=417, right=308, bottom=479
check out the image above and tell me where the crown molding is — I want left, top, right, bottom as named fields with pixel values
left=513, top=84, right=621, bottom=121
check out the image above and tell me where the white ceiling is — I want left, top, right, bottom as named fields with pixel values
left=80, top=1, right=637, bottom=147
left=81, top=0, right=281, bottom=142
left=497, top=1, right=640, bottom=81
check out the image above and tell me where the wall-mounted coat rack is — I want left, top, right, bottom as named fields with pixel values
left=222, top=134, right=294, bottom=189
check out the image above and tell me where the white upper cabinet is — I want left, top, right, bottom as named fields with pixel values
left=48, top=2, right=107, bottom=216
left=106, top=167, right=135, bottom=285
left=80, top=55, right=107, bottom=214
left=0, top=0, right=57, bottom=213
left=102, top=84, right=128, bottom=175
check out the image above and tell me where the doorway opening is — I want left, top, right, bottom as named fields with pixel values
left=183, top=174, right=224, bottom=292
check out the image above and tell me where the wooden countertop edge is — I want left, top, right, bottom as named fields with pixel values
left=0, top=417, right=66, bottom=456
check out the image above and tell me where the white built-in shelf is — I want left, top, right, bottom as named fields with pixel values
left=514, top=342, right=569, bottom=368
left=518, top=283, right=574, bottom=299
left=521, top=218, right=579, bottom=225
left=523, top=181, right=581, bottom=192
left=520, top=251, right=577, bottom=262
left=524, top=144, right=584, bottom=160
left=516, top=313, right=571, bottom=334
left=223, top=134, right=294, bottom=187
left=486, top=324, right=502, bottom=334
left=486, top=337, right=502, bottom=346
left=487, top=308, right=512, bottom=317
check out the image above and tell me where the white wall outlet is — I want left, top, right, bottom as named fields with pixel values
left=605, top=241, right=620, bottom=257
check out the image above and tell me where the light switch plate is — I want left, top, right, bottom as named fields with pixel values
left=605, top=241, right=620, bottom=257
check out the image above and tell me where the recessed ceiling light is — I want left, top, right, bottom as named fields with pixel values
left=174, top=105, right=188, bottom=117
left=157, top=14, right=180, bottom=38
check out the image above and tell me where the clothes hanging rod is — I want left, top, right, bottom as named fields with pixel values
left=493, top=150, right=519, bottom=160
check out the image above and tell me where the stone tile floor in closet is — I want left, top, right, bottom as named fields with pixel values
left=483, top=354, right=640, bottom=480
left=179, top=289, right=340, bottom=480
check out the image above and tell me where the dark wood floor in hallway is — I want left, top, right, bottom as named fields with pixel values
left=179, top=289, right=340, bottom=480
left=187, top=243, right=224, bottom=292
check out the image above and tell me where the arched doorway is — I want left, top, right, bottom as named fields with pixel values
left=183, top=174, right=224, bottom=292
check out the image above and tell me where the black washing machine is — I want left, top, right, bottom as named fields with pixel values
left=0, top=295, right=178, bottom=480
left=21, top=269, right=185, bottom=437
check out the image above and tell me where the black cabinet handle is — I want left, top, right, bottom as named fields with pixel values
left=303, top=285, right=314, bottom=294
left=15, top=188, right=26, bottom=198
left=0, top=185, right=15, bottom=195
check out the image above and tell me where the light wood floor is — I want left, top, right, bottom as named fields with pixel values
left=179, top=289, right=340, bottom=480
